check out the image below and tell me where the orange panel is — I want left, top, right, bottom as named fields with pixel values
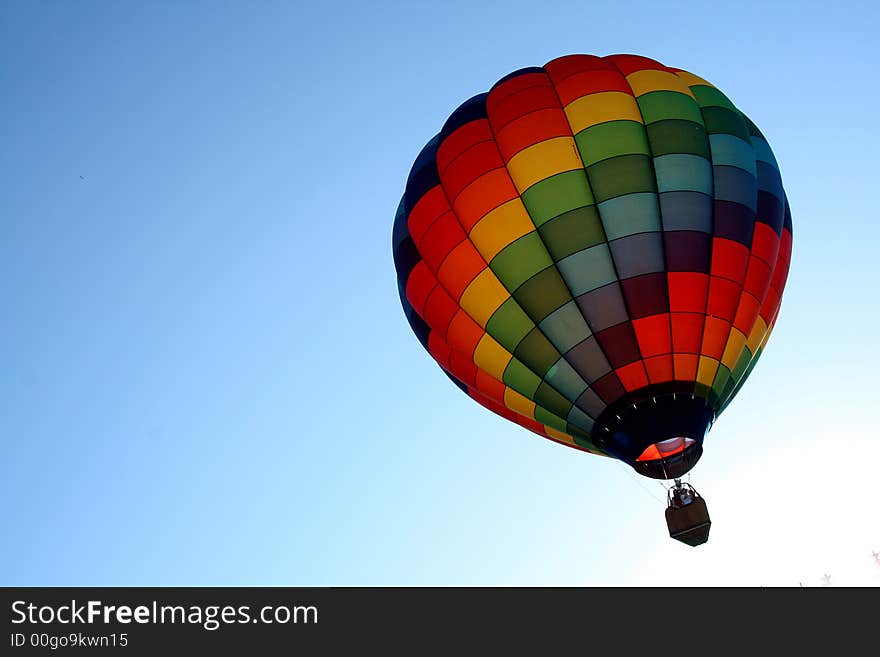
left=494, top=108, right=572, bottom=161
left=445, top=310, right=484, bottom=358
left=436, top=241, right=487, bottom=300
left=673, top=354, right=699, bottom=381
left=701, top=316, right=731, bottom=360
left=732, top=291, right=761, bottom=335
left=452, top=169, right=519, bottom=231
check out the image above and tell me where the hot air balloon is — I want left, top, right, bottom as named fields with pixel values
left=392, top=54, right=792, bottom=545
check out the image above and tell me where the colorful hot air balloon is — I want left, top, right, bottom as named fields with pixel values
left=392, top=54, right=791, bottom=484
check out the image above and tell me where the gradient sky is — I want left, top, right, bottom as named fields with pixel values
left=3, top=1, right=878, bottom=586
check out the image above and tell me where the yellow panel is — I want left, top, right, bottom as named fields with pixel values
left=626, top=69, right=696, bottom=99
left=746, top=316, right=768, bottom=352
left=473, top=335, right=512, bottom=380
left=504, top=387, right=536, bottom=419
left=459, top=269, right=510, bottom=327
left=721, top=328, right=747, bottom=370
left=696, top=356, right=720, bottom=387
left=544, top=426, right=576, bottom=446
left=468, top=199, right=535, bottom=260
left=673, top=70, right=715, bottom=89
left=565, top=91, right=643, bottom=133
left=505, top=137, right=582, bottom=191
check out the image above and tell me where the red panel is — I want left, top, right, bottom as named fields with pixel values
left=445, top=310, right=484, bottom=358
left=742, top=256, right=772, bottom=300
left=487, top=85, right=560, bottom=130
left=422, top=286, right=459, bottom=338
left=440, top=140, right=505, bottom=201
left=592, top=371, right=626, bottom=404
left=632, top=313, right=672, bottom=357
left=473, top=368, right=506, bottom=402
left=487, top=72, right=550, bottom=107
left=644, top=355, right=674, bottom=384
left=710, top=238, right=750, bottom=283
left=701, top=316, right=731, bottom=359
left=448, top=351, right=477, bottom=387
left=544, top=54, right=610, bottom=81
left=673, top=354, right=699, bottom=381
left=407, top=186, right=449, bottom=245
left=436, top=120, right=494, bottom=173
left=404, top=261, right=437, bottom=314
left=706, top=276, right=741, bottom=322
left=604, top=53, right=668, bottom=75
left=671, top=312, right=703, bottom=353
left=759, top=287, right=780, bottom=323
left=493, top=108, right=572, bottom=161
left=750, top=222, right=780, bottom=268
left=419, top=212, right=465, bottom=272
left=427, top=330, right=451, bottom=367
left=437, top=241, right=486, bottom=300
left=668, top=272, right=709, bottom=313
left=552, top=70, right=633, bottom=105
left=615, top=361, right=649, bottom=392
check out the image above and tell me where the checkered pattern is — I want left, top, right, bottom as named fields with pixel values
left=392, top=54, right=792, bottom=456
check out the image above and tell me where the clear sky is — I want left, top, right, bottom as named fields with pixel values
left=3, top=0, right=878, bottom=586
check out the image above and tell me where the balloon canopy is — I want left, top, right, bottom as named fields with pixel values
left=392, top=54, right=792, bottom=479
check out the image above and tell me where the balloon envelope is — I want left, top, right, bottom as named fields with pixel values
left=392, top=54, right=792, bottom=479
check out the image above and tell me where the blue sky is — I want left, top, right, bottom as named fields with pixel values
left=2, top=0, right=878, bottom=586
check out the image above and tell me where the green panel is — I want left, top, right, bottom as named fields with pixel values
left=573, top=433, right=600, bottom=451
left=637, top=90, right=704, bottom=125
left=567, top=405, right=596, bottom=432
left=598, top=192, right=661, bottom=240
left=709, top=364, right=732, bottom=407
left=538, top=205, right=606, bottom=260
left=692, top=85, right=738, bottom=112
left=700, top=106, right=750, bottom=141
left=708, top=134, right=757, bottom=176
left=534, top=405, right=569, bottom=433
left=587, top=154, right=656, bottom=202
left=742, top=115, right=765, bottom=139
left=513, top=266, right=571, bottom=321
left=730, top=347, right=753, bottom=385
left=520, top=170, right=595, bottom=226
left=543, top=358, right=589, bottom=401
left=645, top=119, right=710, bottom=157
left=533, top=381, right=572, bottom=417
left=557, top=243, right=617, bottom=295
left=514, top=326, right=561, bottom=377
left=538, top=301, right=591, bottom=353
left=485, top=297, right=533, bottom=350
left=502, top=358, right=541, bottom=399
left=694, top=381, right=713, bottom=401
left=575, top=120, right=650, bottom=166
left=653, top=154, right=713, bottom=194
left=490, top=232, right=554, bottom=290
